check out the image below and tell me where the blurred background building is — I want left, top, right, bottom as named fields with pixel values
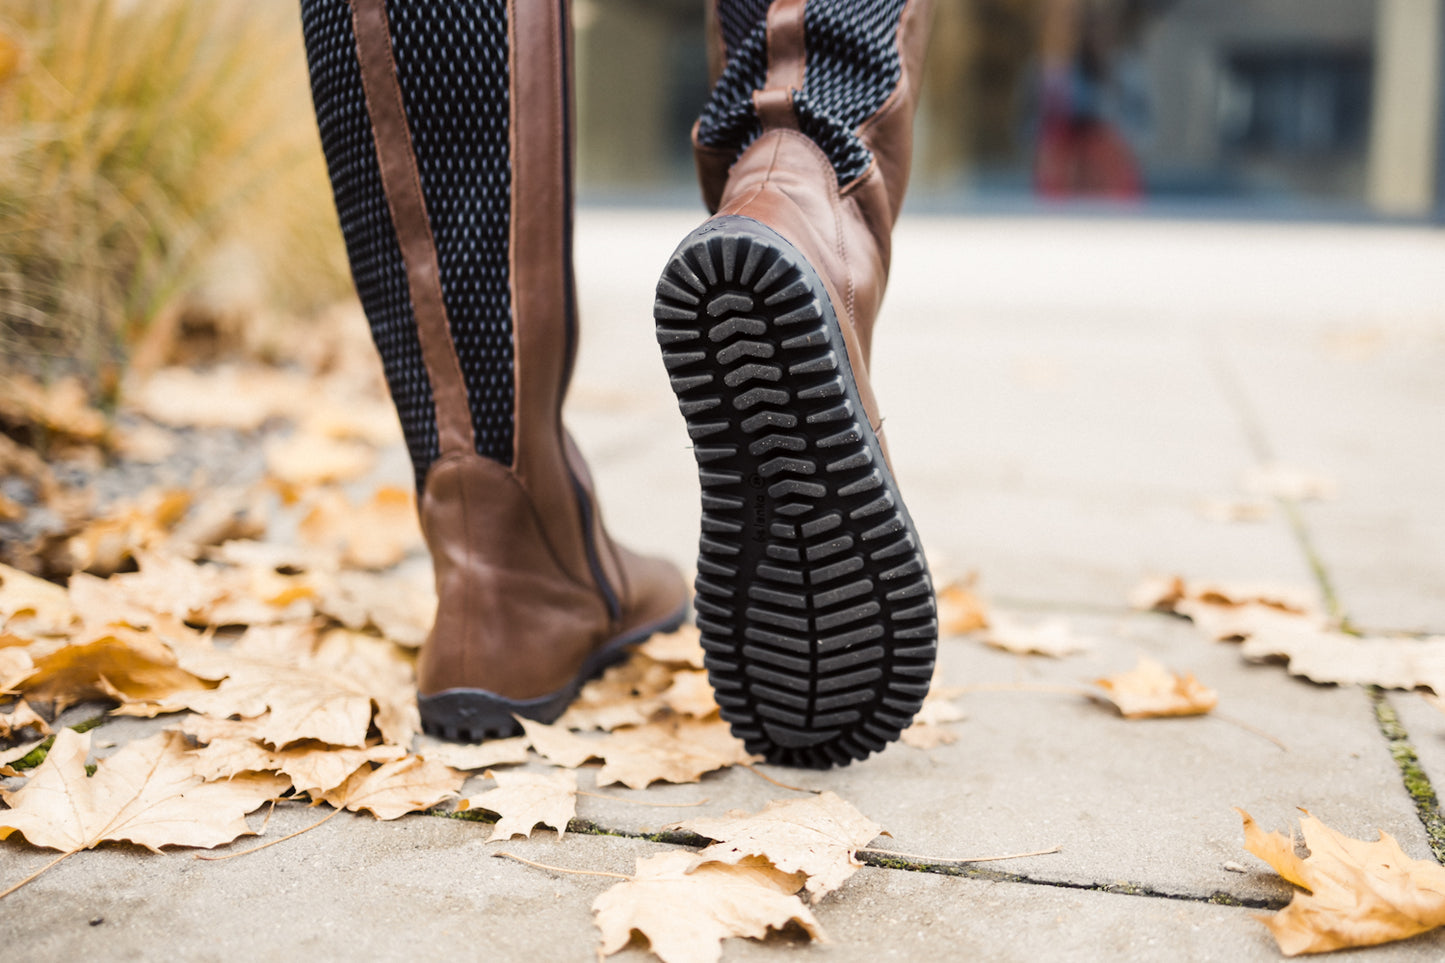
left=576, top=0, right=1445, bottom=220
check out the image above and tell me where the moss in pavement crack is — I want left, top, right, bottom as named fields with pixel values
left=1371, top=687, right=1445, bottom=863
left=6, top=713, right=108, bottom=771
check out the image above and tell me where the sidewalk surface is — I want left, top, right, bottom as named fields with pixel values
left=7, top=210, right=1445, bottom=961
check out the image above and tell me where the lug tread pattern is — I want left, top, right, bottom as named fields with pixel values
left=654, top=219, right=937, bottom=768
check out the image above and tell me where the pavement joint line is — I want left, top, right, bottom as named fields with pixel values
left=1275, top=497, right=1346, bottom=627
left=437, top=813, right=1290, bottom=910
left=1369, top=687, right=1445, bottom=864
left=1203, top=335, right=1346, bottom=624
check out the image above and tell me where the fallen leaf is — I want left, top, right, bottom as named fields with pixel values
left=638, top=625, right=706, bottom=669
left=557, top=656, right=675, bottom=732
left=320, top=755, right=463, bottom=820
left=187, top=734, right=405, bottom=795
left=937, top=577, right=989, bottom=635
left=112, top=421, right=177, bottom=464
left=593, top=851, right=822, bottom=963
left=18, top=628, right=214, bottom=712
left=1242, top=464, right=1338, bottom=502
left=984, top=614, right=1096, bottom=657
left=459, top=769, right=577, bottom=841
left=137, top=624, right=408, bottom=749
left=308, top=567, right=433, bottom=648
left=0, top=738, right=45, bottom=768
left=1178, top=600, right=1324, bottom=643
left=416, top=736, right=531, bottom=771
left=1129, top=576, right=1318, bottom=618
left=0, top=701, right=51, bottom=739
left=595, top=717, right=759, bottom=790
left=1196, top=497, right=1274, bottom=523
left=1094, top=656, right=1217, bottom=719
left=0, top=375, right=108, bottom=445
left=1240, top=630, right=1445, bottom=694
left=676, top=791, right=882, bottom=900
left=1239, top=809, right=1445, bottom=956
left=900, top=698, right=966, bottom=749
left=67, top=489, right=192, bottom=574
left=131, top=365, right=311, bottom=431
left=658, top=670, right=719, bottom=719
left=298, top=486, right=422, bottom=570
left=517, top=717, right=603, bottom=768
left=0, top=729, right=286, bottom=853
left=0, top=563, right=76, bottom=637
left=265, top=432, right=375, bottom=490
left=1, top=648, right=35, bottom=693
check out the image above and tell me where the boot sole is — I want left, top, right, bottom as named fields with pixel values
left=654, top=215, right=938, bottom=768
left=417, top=602, right=689, bottom=742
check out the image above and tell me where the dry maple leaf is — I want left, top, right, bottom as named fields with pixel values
left=1241, top=463, right=1338, bottom=502
left=0, top=374, right=108, bottom=445
left=658, top=670, right=719, bottom=719
left=937, top=577, right=989, bottom=635
left=984, top=614, right=1096, bottom=657
left=141, top=624, right=416, bottom=749
left=637, top=625, right=706, bottom=669
left=67, top=489, right=191, bottom=575
left=1, top=647, right=35, bottom=693
left=265, top=432, right=375, bottom=491
left=1094, top=656, right=1218, bottom=719
left=595, top=717, right=759, bottom=790
left=0, top=701, right=50, bottom=739
left=900, top=697, right=966, bottom=749
left=517, top=716, right=604, bottom=768
left=676, top=792, right=881, bottom=901
left=307, top=568, right=433, bottom=648
left=0, top=729, right=286, bottom=854
left=319, top=755, right=463, bottom=820
left=415, top=736, right=531, bottom=771
left=1241, top=630, right=1445, bottom=695
left=557, top=656, right=675, bottom=732
left=187, top=734, right=406, bottom=796
left=459, top=769, right=577, bottom=841
left=0, top=563, right=76, bottom=637
left=1131, top=576, right=1319, bottom=619
left=297, top=486, right=422, bottom=571
left=593, top=851, right=822, bottom=963
left=1239, top=809, right=1445, bottom=956
left=0, top=738, right=45, bottom=768
left=17, top=627, right=214, bottom=712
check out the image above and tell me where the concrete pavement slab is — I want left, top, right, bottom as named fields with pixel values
left=563, top=609, right=1429, bottom=902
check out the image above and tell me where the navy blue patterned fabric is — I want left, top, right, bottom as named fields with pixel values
left=301, top=0, right=514, bottom=488
left=699, top=0, right=909, bottom=185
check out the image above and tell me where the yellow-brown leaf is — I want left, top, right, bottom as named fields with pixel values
left=1239, top=809, right=1445, bottom=955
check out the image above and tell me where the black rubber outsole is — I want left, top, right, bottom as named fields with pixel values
left=654, top=215, right=938, bottom=769
left=418, top=603, right=689, bottom=743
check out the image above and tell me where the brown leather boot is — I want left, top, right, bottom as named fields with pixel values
left=655, top=0, right=937, bottom=767
left=342, top=0, right=687, bottom=741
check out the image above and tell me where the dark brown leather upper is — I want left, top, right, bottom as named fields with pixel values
left=696, top=0, right=933, bottom=438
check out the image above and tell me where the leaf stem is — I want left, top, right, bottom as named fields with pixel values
left=575, top=790, right=708, bottom=808
left=858, top=844, right=1062, bottom=864
left=194, top=806, right=341, bottom=861
left=0, top=849, right=76, bottom=901
left=493, top=851, right=629, bottom=880
left=739, top=764, right=817, bottom=794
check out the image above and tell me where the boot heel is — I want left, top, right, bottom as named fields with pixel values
left=655, top=215, right=937, bottom=769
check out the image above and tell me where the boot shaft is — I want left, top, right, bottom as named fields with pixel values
left=695, top=0, right=933, bottom=224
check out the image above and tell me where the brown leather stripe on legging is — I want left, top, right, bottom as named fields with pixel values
left=348, top=0, right=475, bottom=457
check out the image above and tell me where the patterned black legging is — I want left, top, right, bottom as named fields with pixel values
left=299, top=0, right=908, bottom=490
